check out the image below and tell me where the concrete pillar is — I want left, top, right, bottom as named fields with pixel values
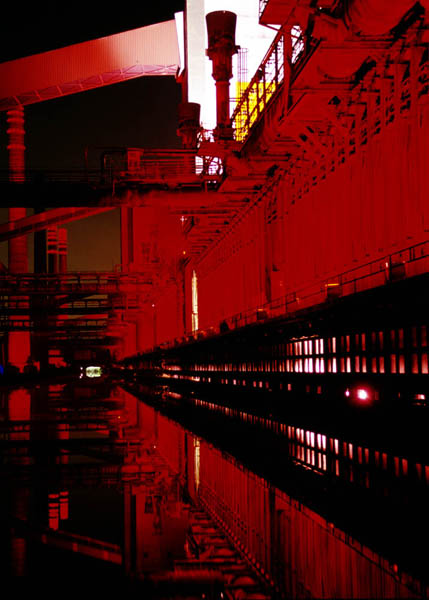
left=7, top=105, right=30, bottom=371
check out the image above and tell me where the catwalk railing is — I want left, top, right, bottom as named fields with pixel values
left=0, top=318, right=108, bottom=332
left=232, top=28, right=286, bottom=142
left=217, top=239, right=429, bottom=332
left=0, top=150, right=222, bottom=189
left=231, top=25, right=310, bottom=142
left=0, top=271, right=152, bottom=295
left=0, top=297, right=139, bottom=314
left=157, top=237, right=429, bottom=350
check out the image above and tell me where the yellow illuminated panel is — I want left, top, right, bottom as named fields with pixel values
left=233, top=78, right=277, bottom=141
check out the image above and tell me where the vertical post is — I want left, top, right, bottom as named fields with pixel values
left=7, top=105, right=30, bottom=371
left=8, top=106, right=27, bottom=272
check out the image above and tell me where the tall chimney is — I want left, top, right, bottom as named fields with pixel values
left=206, top=11, right=238, bottom=140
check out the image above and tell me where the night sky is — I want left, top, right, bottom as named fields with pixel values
left=0, top=2, right=185, bottom=271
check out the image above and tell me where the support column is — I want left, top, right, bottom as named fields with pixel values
left=7, top=106, right=30, bottom=371
left=32, top=208, right=46, bottom=371
left=8, top=106, right=27, bottom=272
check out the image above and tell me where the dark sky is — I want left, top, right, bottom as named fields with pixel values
left=0, top=2, right=185, bottom=271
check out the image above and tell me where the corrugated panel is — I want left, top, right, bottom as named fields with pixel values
left=0, top=19, right=181, bottom=109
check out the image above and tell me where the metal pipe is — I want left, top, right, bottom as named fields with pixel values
left=58, top=228, right=68, bottom=273
left=206, top=11, right=239, bottom=140
left=47, top=227, right=58, bottom=273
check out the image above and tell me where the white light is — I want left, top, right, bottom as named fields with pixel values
left=357, top=388, right=369, bottom=401
left=345, top=389, right=350, bottom=397
left=191, top=270, right=199, bottom=332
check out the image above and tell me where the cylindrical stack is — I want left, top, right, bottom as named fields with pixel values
left=206, top=11, right=238, bottom=140
left=58, top=228, right=68, bottom=273
left=47, top=227, right=58, bottom=273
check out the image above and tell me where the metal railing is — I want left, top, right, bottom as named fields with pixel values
left=232, top=29, right=286, bottom=142
left=0, top=169, right=102, bottom=185
left=0, top=318, right=108, bottom=331
left=0, top=149, right=222, bottom=188
left=0, top=271, right=153, bottom=295
left=171, top=238, right=429, bottom=349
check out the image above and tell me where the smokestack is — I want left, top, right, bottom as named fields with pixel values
left=58, top=228, right=68, bottom=273
left=47, top=227, right=58, bottom=273
left=206, top=11, right=238, bottom=140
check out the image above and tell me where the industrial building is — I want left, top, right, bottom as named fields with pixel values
left=1, top=0, right=429, bottom=595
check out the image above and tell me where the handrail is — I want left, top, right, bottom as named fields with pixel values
left=217, top=239, right=429, bottom=333
left=232, top=28, right=286, bottom=142
left=147, top=238, right=429, bottom=354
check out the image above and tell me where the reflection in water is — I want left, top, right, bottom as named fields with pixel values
left=0, top=380, right=427, bottom=597
left=192, top=395, right=429, bottom=495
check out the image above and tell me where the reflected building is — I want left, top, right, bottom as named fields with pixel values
left=1, top=380, right=428, bottom=597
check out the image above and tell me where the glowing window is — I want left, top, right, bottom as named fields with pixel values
left=86, top=366, right=102, bottom=378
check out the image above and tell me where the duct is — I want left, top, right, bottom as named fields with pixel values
left=343, top=0, right=417, bottom=36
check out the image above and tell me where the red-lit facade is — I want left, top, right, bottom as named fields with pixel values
left=1, top=0, right=429, bottom=371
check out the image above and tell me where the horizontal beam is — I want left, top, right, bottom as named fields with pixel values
left=0, top=207, right=114, bottom=241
